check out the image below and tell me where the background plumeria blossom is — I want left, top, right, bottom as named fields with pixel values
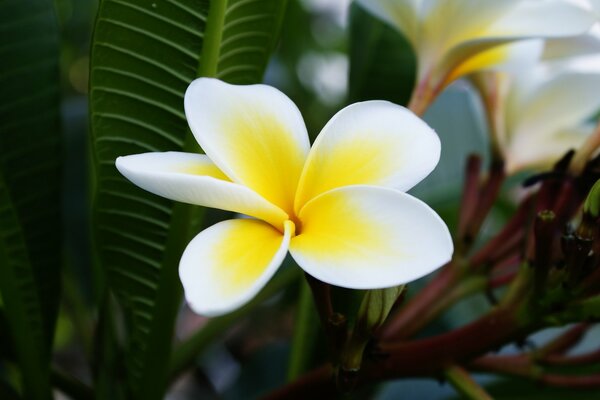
left=471, top=39, right=600, bottom=174
left=354, top=0, right=596, bottom=115
left=116, top=78, right=453, bottom=317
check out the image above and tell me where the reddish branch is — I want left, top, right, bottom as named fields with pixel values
left=457, top=155, right=483, bottom=243
left=471, top=354, right=600, bottom=389
left=264, top=307, right=532, bottom=399
left=466, top=161, right=506, bottom=246
left=536, top=323, right=590, bottom=357
left=543, top=348, right=600, bottom=366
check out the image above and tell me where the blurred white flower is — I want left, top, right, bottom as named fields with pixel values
left=355, top=0, right=595, bottom=114
left=472, top=40, right=600, bottom=173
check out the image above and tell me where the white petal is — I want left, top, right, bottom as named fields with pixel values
left=180, top=219, right=293, bottom=317
left=506, top=123, right=596, bottom=173
left=184, top=78, right=310, bottom=215
left=450, top=40, right=543, bottom=81
left=294, top=101, right=440, bottom=211
left=421, top=0, right=518, bottom=51
left=116, top=152, right=288, bottom=228
left=510, top=71, right=600, bottom=138
left=486, top=0, right=595, bottom=39
left=439, top=0, right=594, bottom=83
left=290, top=186, right=453, bottom=289
left=543, top=33, right=600, bottom=61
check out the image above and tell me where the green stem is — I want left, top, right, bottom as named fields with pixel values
left=286, top=280, right=318, bottom=381
left=197, top=0, right=228, bottom=77
left=444, top=365, right=493, bottom=400
left=168, top=267, right=299, bottom=381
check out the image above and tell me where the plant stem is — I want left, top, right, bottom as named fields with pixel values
left=466, top=161, right=505, bottom=246
left=407, top=73, right=437, bottom=116
left=380, top=262, right=458, bottom=340
left=375, top=307, right=530, bottom=378
left=458, top=155, right=483, bottom=246
left=265, top=306, right=533, bottom=399
left=535, top=323, right=589, bottom=359
left=286, top=279, right=318, bottom=381
left=471, top=355, right=600, bottom=388
left=445, top=365, right=493, bottom=400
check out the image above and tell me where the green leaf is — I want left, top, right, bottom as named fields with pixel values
left=348, top=3, right=416, bottom=106
left=357, top=285, right=405, bottom=335
left=584, top=179, right=600, bottom=217
left=89, top=0, right=288, bottom=398
left=0, top=0, right=62, bottom=398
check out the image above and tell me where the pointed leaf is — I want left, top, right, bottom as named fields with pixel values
left=348, top=3, right=416, bottom=106
left=0, top=0, right=62, bottom=398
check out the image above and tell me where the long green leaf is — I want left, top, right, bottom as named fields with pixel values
left=348, top=3, right=416, bottom=106
left=89, top=0, right=287, bottom=398
left=0, top=0, right=62, bottom=398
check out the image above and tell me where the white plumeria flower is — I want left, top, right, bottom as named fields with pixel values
left=354, top=0, right=595, bottom=114
left=473, top=60, right=600, bottom=173
left=116, top=78, right=453, bottom=317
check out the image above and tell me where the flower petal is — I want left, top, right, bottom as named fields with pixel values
left=486, top=0, right=595, bottom=39
left=180, top=219, right=293, bottom=317
left=543, top=33, right=600, bottom=61
left=421, top=0, right=518, bottom=52
left=294, top=101, right=440, bottom=211
left=290, top=186, right=453, bottom=289
left=449, top=40, right=543, bottom=82
left=509, top=71, right=600, bottom=139
left=506, top=123, right=595, bottom=173
left=184, top=78, right=310, bottom=215
left=116, top=152, right=288, bottom=228
left=440, top=0, right=594, bottom=83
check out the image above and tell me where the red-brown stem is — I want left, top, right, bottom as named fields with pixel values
left=458, top=155, right=483, bottom=244
left=491, top=254, right=521, bottom=275
left=375, top=308, right=528, bottom=378
left=471, top=196, right=533, bottom=267
left=266, top=307, right=531, bottom=399
left=536, top=323, right=590, bottom=358
left=543, top=348, right=600, bottom=366
left=407, top=72, right=437, bottom=117
left=551, top=180, right=577, bottom=225
left=471, top=355, right=600, bottom=389
left=541, top=374, right=600, bottom=388
left=470, top=355, right=534, bottom=377
left=490, top=270, right=518, bottom=289
left=380, top=262, right=458, bottom=340
left=466, top=161, right=506, bottom=245
left=484, top=230, right=524, bottom=268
